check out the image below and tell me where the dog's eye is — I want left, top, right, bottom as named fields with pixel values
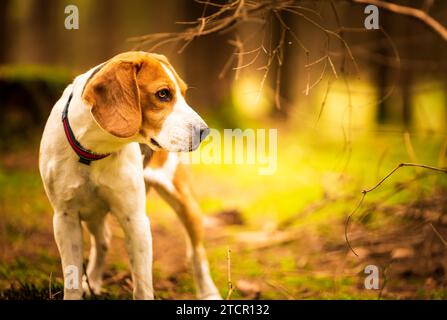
left=155, top=89, right=172, bottom=102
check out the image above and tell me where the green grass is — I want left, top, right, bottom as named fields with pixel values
left=1, top=122, right=446, bottom=299
left=186, top=127, right=446, bottom=228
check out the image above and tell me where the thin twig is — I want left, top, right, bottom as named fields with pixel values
left=49, top=272, right=52, bottom=300
left=378, top=263, right=392, bottom=300
left=351, top=0, right=447, bottom=41
left=130, top=0, right=359, bottom=103
left=345, top=163, right=447, bottom=256
left=83, top=262, right=96, bottom=299
left=314, top=77, right=333, bottom=126
left=226, top=247, right=234, bottom=300
left=429, top=223, right=447, bottom=247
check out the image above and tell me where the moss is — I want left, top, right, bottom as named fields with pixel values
left=0, top=64, right=73, bottom=88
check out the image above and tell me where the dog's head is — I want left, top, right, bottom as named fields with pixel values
left=82, top=51, right=209, bottom=152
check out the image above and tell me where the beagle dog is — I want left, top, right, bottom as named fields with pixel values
left=39, top=51, right=221, bottom=300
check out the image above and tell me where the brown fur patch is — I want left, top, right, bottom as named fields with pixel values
left=83, top=59, right=142, bottom=138
left=82, top=51, right=187, bottom=140
left=171, top=163, right=204, bottom=247
left=148, top=150, right=169, bottom=169
left=81, top=63, right=105, bottom=95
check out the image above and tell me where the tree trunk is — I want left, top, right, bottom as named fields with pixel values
left=182, top=2, right=234, bottom=116
left=0, top=0, right=12, bottom=63
left=270, top=11, right=298, bottom=120
left=375, top=13, right=390, bottom=124
left=26, top=0, right=60, bottom=64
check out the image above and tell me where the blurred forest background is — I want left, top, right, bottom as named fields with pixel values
left=1, top=0, right=447, bottom=299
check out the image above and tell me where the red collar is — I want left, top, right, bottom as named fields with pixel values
left=62, top=92, right=110, bottom=165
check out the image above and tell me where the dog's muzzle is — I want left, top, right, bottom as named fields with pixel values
left=190, top=124, right=210, bottom=151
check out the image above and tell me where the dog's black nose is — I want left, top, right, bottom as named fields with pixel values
left=192, top=125, right=210, bottom=148
left=199, top=126, right=210, bottom=141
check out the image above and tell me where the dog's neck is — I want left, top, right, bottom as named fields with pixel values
left=66, top=67, right=135, bottom=155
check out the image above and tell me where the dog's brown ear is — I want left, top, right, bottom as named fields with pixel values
left=82, top=60, right=142, bottom=138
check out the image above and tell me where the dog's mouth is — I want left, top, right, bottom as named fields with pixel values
left=189, top=141, right=201, bottom=152
left=150, top=138, right=162, bottom=149
left=150, top=137, right=203, bottom=152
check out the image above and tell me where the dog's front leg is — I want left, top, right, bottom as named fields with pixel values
left=53, top=211, right=84, bottom=300
left=115, top=213, right=154, bottom=299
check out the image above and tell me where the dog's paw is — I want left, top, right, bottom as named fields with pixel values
left=82, top=276, right=102, bottom=296
left=63, top=290, right=84, bottom=300
left=199, top=292, right=223, bottom=300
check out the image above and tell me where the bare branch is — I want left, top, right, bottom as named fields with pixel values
left=226, top=247, right=234, bottom=300
left=429, top=223, right=447, bottom=247
left=351, top=0, right=447, bottom=41
left=129, top=0, right=355, bottom=97
left=345, top=163, right=447, bottom=256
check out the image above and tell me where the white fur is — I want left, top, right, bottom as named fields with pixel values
left=143, top=152, right=178, bottom=193
left=39, top=60, right=219, bottom=300
left=143, top=154, right=222, bottom=300
left=40, top=65, right=153, bottom=299
left=153, top=64, right=207, bottom=152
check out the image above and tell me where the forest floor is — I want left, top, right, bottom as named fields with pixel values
left=1, top=129, right=447, bottom=300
